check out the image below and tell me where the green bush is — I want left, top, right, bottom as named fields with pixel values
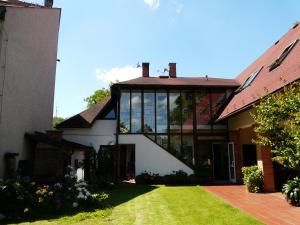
left=282, top=177, right=300, bottom=206
left=242, top=166, right=264, bottom=193
left=135, top=170, right=199, bottom=185
left=0, top=166, right=108, bottom=220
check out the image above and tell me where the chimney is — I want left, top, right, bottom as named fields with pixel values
left=44, top=0, right=53, bottom=8
left=169, top=63, right=176, bottom=78
left=142, top=62, right=150, bottom=77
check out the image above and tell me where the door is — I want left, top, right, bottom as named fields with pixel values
left=212, top=142, right=236, bottom=183
left=228, top=142, right=236, bottom=183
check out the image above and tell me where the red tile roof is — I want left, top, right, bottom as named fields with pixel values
left=218, top=23, right=300, bottom=120
left=114, top=76, right=239, bottom=87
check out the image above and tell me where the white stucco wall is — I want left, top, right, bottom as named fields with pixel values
left=62, top=120, right=116, bottom=151
left=0, top=6, right=61, bottom=178
left=119, top=134, right=194, bottom=176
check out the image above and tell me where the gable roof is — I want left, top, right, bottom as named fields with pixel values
left=114, top=76, right=239, bottom=88
left=218, top=22, right=300, bottom=120
left=57, top=97, right=111, bottom=129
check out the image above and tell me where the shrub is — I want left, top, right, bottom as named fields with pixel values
left=135, top=170, right=199, bottom=185
left=242, top=166, right=264, bottom=193
left=0, top=166, right=108, bottom=220
left=282, top=177, right=300, bottom=206
left=135, top=171, right=162, bottom=184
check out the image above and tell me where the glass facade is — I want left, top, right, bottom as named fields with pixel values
left=119, top=88, right=232, bottom=167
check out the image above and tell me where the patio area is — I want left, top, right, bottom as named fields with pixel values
left=204, top=185, right=300, bottom=225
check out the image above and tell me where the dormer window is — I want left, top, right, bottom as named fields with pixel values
left=269, top=39, right=298, bottom=71
left=235, top=67, right=263, bottom=93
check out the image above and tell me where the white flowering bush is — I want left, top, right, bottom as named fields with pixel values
left=0, top=166, right=108, bottom=221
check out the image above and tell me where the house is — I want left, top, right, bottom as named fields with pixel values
left=0, top=0, right=61, bottom=179
left=58, top=22, right=300, bottom=191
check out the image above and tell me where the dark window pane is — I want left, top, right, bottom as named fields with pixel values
left=169, top=92, right=181, bottom=133
left=195, top=91, right=211, bottom=132
left=104, top=108, right=115, bottom=119
left=120, top=91, right=130, bottom=133
left=156, top=135, right=168, bottom=149
left=182, top=135, right=194, bottom=165
left=195, top=140, right=213, bottom=178
left=131, top=91, right=142, bottom=133
left=144, top=91, right=155, bottom=133
left=182, top=92, right=194, bottom=133
left=211, top=90, right=227, bottom=132
left=156, top=92, right=167, bottom=133
left=170, top=135, right=181, bottom=158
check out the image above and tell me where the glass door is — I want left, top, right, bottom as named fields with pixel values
left=228, top=142, right=236, bottom=183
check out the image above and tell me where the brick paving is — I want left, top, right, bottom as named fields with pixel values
left=203, top=185, right=300, bottom=225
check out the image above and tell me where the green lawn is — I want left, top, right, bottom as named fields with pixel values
left=12, top=185, right=263, bottom=225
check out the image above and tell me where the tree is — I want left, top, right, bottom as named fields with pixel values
left=84, top=81, right=117, bottom=108
left=84, top=88, right=110, bottom=108
left=53, top=116, right=65, bottom=129
left=252, top=82, right=300, bottom=170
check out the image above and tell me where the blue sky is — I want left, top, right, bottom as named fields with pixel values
left=33, top=0, right=300, bottom=118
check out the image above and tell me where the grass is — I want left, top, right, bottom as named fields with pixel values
left=11, top=185, right=263, bottom=225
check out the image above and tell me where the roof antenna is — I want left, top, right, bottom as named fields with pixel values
left=136, top=62, right=141, bottom=68
left=205, top=75, right=208, bottom=80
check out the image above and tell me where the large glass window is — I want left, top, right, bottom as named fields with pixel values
left=195, top=91, right=211, bottom=132
left=182, top=135, right=194, bottom=165
left=170, top=135, right=181, bottom=158
left=144, top=91, right=155, bottom=133
left=156, top=135, right=168, bottom=149
left=169, top=92, right=181, bottom=133
left=211, top=90, right=227, bottom=132
left=156, top=91, right=168, bottom=133
left=182, top=92, right=194, bottom=133
left=131, top=91, right=142, bottom=133
left=120, top=91, right=130, bottom=133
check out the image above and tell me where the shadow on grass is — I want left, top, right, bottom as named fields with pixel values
left=3, top=184, right=157, bottom=224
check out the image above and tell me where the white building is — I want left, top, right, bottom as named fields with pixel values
left=0, top=0, right=61, bottom=179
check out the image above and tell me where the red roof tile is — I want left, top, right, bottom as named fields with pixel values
left=219, top=23, right=300, bottom=120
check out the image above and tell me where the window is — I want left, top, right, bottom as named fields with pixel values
left=235, top=67, right=263, bottom=93
left=131, top=91, right=142, bottom=133
left=182, top=135, right=194, bottom=165
left=169, top=91, right=181, bottom=133
left=269, top=39, right=298, bottom=71
left=195, top=91, right=211, bottom=132
left=182, top=92, right=194, bottom=133
left=144, top=91, right=155, bottom=133
left=120, top=91, right=130, bottom=133
left=156, top=91, right=168, bottom=133
left=170, top=135, right=181, bottom=157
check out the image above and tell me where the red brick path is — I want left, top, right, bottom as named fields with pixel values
left=203, top=185, right=300, bottom=225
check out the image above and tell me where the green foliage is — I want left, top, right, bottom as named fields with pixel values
left=282, top=177, right=300, bottom=206
left=84, top=88, right=110, bottom=108
left=84, top=81, right=117, bottom=108
left=242, top=166, right=264, bottom=193
left=252, top=82, right=300, bottom=170
left=52, top=116, right=64, bottom=129
left=0, top=167, right=108, bottom=221
left=135, top=170, right=200, bottom=185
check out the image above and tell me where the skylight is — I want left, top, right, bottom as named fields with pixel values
left=269, top=39, right=299, bottom=71
left=235, top=67, right=263, bottom=93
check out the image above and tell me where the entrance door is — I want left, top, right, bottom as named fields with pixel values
left=228, top=142, right=236, bottom=183
left=212, top=143, right=236, bottom=183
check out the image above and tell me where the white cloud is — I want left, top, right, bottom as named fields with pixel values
left=144, top=0, right=160, bottom=10
left=173, top=1, right=183, bottom=14
left=96, top=65, right=142, bottom=84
